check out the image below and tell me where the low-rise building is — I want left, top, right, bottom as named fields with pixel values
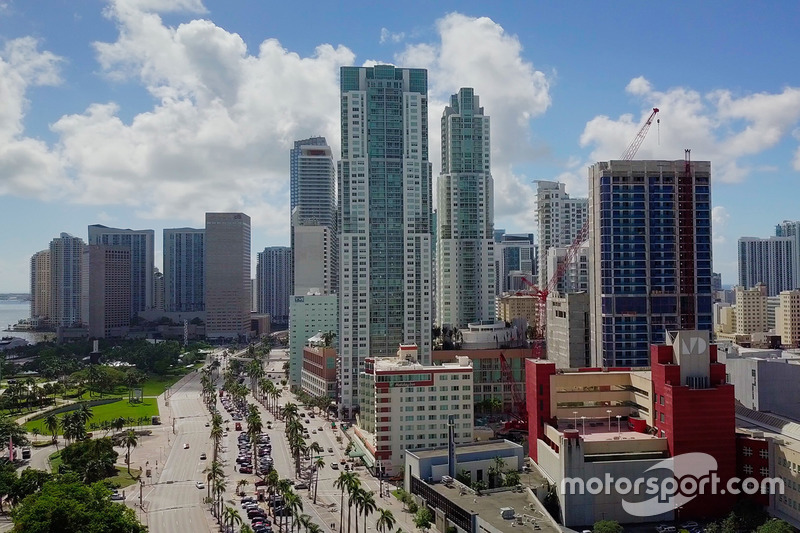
left=300, top=338, right=337, bottom=401
left=354, top=344, right=474, bottom=476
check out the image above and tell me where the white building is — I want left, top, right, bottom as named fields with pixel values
left=738, top=236, right=796, bottom=297
left=436, top=88, right=495, bottom=329
left=355, top=344, right=474, bottom=475
left=288, top=293, right=338, bottom=389
left=88, top=224, right=154, bottom=318
left=49, top=233, right=86, bottom=328
left=338, top=65, right=433, bottom=418
left=535, top=181, right=587, bottom=289
left=546, top=241, right=590, bottom=295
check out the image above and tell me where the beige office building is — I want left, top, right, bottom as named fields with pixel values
left=83, top=245, right=131, bottom=339
left=30, top=250, right=51, bottom=324
left=205, top=213, right=251, bottom=340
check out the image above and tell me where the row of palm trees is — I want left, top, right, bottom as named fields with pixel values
left=334, top=471, right=396, bottom=533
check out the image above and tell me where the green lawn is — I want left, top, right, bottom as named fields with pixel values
left=25, top=398, right=160, bottom=435
left=48, top=450, right=62, bottom=473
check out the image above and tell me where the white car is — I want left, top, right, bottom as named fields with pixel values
left=196, top=481, right=205, bottom=490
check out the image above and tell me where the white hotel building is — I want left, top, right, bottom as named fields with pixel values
left=355, top=344, right=474, bottom=476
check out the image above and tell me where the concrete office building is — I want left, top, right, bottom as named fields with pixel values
left=725, top=351, right=800, bottom=420
left=338, top=65, right=433, bottom=417
left=436, top=88, right=495, bottom=329
left=355, top=344, right=473, bottom=475
left=300, top=339, right=338, bottom=401
left=536, top=181, right=587, bottom=289
left=30, top=250, right=51, bottom=324
left=288, top=293, right=338, bottom=389
left=49, top=233, right=86, bottom=328
left=290, top=137, right=337, bottom=296
left=735, top=284, right=769, bottom=336
left=546, top=242, right=589, bottom=295
left=738, top=236, right=796, bottom=297
left=589, top=159, right=714, bottom=367
left=546, top=291, right=590, bottom=368
left=777, top=289, right=800, bottom=347
left=83, top=245, right=131, bottom=338
left=257, top=246, right=292, bottom=329
left=205, top=213, right=251, bottom=341
left=87, top=225, right=154, bottom=317
left=493, top=230, right=536, bottom=295
left=163, top=228, right=205, bottom=312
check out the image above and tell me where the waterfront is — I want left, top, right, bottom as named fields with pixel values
left=0, top=301, right=50, bottom=344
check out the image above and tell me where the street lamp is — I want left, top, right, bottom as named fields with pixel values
left=607, top=410, right=612, bottom=431
left=616, top=415, right=622, bottom=436
left=581, top=416, right=586, bottom=436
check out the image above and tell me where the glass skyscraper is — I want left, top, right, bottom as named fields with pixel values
left=338, top=65, right=432, bottom=416
left=163, top=227, right=205, bottom=312
left=589, top=159, right=713, bottom=367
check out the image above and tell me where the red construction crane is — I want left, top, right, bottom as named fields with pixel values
left=620, top=108, right=659, bottom=161
left=499, top=352, right=528, bottom=433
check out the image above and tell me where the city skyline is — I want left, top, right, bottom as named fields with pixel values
left=3, top=1, right=800, bottom=292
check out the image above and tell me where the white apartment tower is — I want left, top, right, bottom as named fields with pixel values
left=49, top=233, right=85, bottom=328
left=536, top=181, right=588, bottom=289
left=436, top=88, right=495, bottom=328
left=738, top=236, right=796, bottom=297
left=290, top=137, right=337, bottom=295
left=338, top=65, right=433, bottom=417
left=205, top=213, right=251, bottom=340
left=30, top=250, right=51, bottom=324
left=163, top=228, right=205, bottom=312
left=87, top=225, right=154, bottom=318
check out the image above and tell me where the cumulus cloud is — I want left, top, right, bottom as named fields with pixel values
left=379, top=27, right=405, bottom=44
left=395, top=12, right=553, bottom=231
left=580, top=78, right=800, bottom=184
left=712, top=205, right=730, bottom=245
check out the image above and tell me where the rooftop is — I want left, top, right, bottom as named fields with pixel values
left=556, top=420, right=659, bottom=442
left=407, top=439, right=522, bottom=460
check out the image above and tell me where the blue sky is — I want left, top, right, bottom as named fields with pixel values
left=2, top=0, right=800, bottom=292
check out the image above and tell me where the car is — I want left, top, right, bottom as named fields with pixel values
left=196, top=481, right=205, bottom=489
left=295, top=482, right=308, bottom=490
left=331, top=463, right=339, bottom=470
left=223, top=432, right=228, bottom=437
left=110, top=492, right=125, bottom=501
left=328, top=447, right=333, bottom=453
left=183, top=443, right=190, bottom=449
left=205, top=422, right=210, bottom=427
left=681, top=523, right=699, bottom=530
left=312, top=430, right=317, bottom=434
left=309, top=413, right=315, bottom=418
left=200, top=453, right=207, bottom=460
left=240, top=466, right=253, bottom=473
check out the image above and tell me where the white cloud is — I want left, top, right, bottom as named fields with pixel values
left=580, top=78, right=800, bottom=184
left=712, top=205, right=730, bottom=245
left=379, top=27, right=405, bottom=44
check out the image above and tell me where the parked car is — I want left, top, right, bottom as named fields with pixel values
left=200, top=453, right=207, bottom=460
left=294, top=482, right=308, bottom=490
left=196, top=481, right=205, bottom=490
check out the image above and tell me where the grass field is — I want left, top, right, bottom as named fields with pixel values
left=25, top=398, right=160, bottom=435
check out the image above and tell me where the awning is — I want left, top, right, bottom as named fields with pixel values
left=349, top=441, right=375, bottom=468
left=348, top=450, right=365, bottom=458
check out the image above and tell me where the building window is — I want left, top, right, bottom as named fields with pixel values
left=760, top=467, right=769, bottom=477
left=743, top=447, right=752, bottom=457
left=760, top=449, right=769, bottom=459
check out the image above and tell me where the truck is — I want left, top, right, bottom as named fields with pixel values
left=235, top=422, right=242, bottom=431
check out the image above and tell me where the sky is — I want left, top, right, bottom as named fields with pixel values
left=2, top=0, right=800, bottom=292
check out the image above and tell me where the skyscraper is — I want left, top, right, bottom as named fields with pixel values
left=49, top=233, right=85, bottom=328
left=589, top=159, right=713, bottom=367
left=256, top=246, right=292, bottom=328
left=338, top=65, right=432, bottom=416
left=163, top=228, right=205, bottom=312
left=83, top=245, right=131, bottom=338
left=737, top=236, right=795, bottom=296
left=776, top=220, right=800, bottom=288
left=436, top=88, right=495, bottom=328
left=290, top=137, right=338, bottom=295
left=205, top=213, right=251, bottom=340
left=536, top=181, right=588, bottom=289
left=493, top=230, right=536, bottom=294
left=87, top=225, right=154, bottom=317
left=30, top=250, right=51, bottom=324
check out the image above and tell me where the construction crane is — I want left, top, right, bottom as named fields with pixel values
left=499, top=352, right=528, bottom=434
left=620, top=108, right=659, bottom=161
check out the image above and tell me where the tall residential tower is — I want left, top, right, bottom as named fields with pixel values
left=338, top=65, right=433, bottom=416
left=589, top=159, right=713, bottom=367
left=163, top=228, right=205, bottom=312
left=536, top=181, right=587, bottom=289
left=256, top=246, right=292, bottom=328
left=436, top=88, right=495, bottom=329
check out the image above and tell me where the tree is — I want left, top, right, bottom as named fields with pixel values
left=121, top=430, right=138, bottom=475
left=593, top=520, right=624, bottom=533
left=504, top=470, right=520, bottom=487
left=44, top=413, right=60, bottom=448
left=313, top=456, right=326, bottom=503
left=223, top=505, right=243, bottom=532
left=322, top=330, right=336, bottom=347
left=376, top=508, right=397, bottom=533
left=335, top=471, right=359, bottom=533
left=413, top=508, right=433, bottom=532
left=10, top=474, right=146, bottom=532
left=358, top=488, right=377, bottom=533
left=757, top=521, right=796, bottom=533
left=0, top=462, right=18, bottom=514
left=59, top=437, right=118, bottom=482
left=237, top=478, right=249, bottom=496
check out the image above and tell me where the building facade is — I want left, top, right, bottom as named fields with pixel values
left=546, top=291, right=590, bottom=368
left=257, top=246, right=292, bottom=329
left=291, top=137, right=337, bottom=296
left=776, top=220, right=800, bottom=289
left=589, top=159, right=713, bottom=367
left=735, top=284, right=768, bottom=335
left=546, top=242, right=589, bottom=295
left=536, top=181, right=587, bottom=289
left=30, top=250, right=51, bottom=324
left=83, top=245, right=131, bottom=338
left=204, top=213, right=251, bottom=340
left=738, top=236, right=796, bottom=297
left=493, top=230, right=536, bottom=295
left=777, top=290, right=800, bottom=347
left=163, top=227, right=205, bottom=312
left=300, top=343, right=338, bottom=401
left=87, top=225, right=154, bottom=318
left=49, top=233, right=86, bottom=328
left=436, top=88, right=495, bottom=329
left=288, top=293, right=338, bottom=389
left=338, top=65, right=433, bottom=416
left=355, top=344, right=473, bottom=475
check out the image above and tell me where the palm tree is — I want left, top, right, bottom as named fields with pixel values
left=210, top=424, right=223, bottom=464
left=297, top=514, right=312, bottom=533
left=44, top=413, right=59, bottom=448
left=122, top=429, right=138, bottom=475
left=214, top=477, right=228, bottom=520
left=376, top=508, right=396, bottom=533
left=334, top=471, right=357, bottom=533
left=223, top=505, right=242, bottom=532
left=322, top=330, right=336, bottom=347
left=308, top=524, right=322, bottom=533
left=313, top=456, right=326, bottom=503
left=237, top=478, right=249, bottom=496
left=31, top=427, right=40, bottom=443
left=357, top=488, right=376, bottom=533
left=207, top=460, right=224, bottom=501
left=284, top=490, right=304, bottom=533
